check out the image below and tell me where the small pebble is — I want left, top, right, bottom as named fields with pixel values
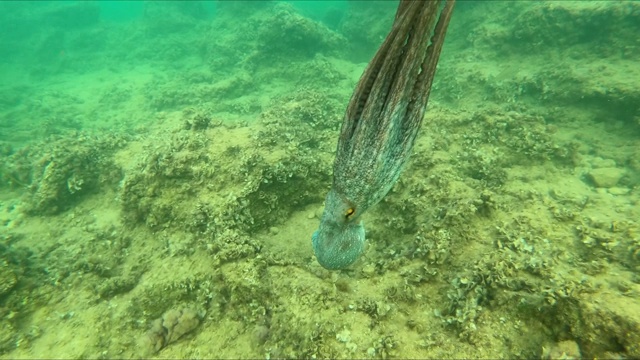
left=361, top=264, right=375, bottom=277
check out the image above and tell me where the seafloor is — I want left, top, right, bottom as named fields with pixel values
left=0, top=1, right=639, bottom=359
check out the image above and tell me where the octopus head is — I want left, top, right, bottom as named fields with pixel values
left=312, top=189, right=366, bottom=270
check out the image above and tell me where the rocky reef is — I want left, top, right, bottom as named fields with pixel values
left=0, top=1, right=638, bottom=359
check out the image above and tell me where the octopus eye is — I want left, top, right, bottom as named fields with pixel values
left=345, top=208, right=355, bottom=219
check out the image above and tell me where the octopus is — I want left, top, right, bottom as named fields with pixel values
left=312, top=0, right=456, bottom=270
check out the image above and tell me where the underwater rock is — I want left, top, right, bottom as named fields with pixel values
left=255, top=3, right=347, bottom=60
left=608, top=187, right=630, bottom=196
left=588, top=167, right=625, bottom=188
left=139, top=307, right=202, bottom=356
left=591, top=157, right=616, bottom=169
left=183, top=111, right=212, bottom=131
left=0, top=261, right=17, bottom=298
left=542, top=340, right=581, bottom=359
left=6, top=132, right=128, bottom=215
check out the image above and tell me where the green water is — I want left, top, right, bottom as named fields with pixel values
left=0, top=1, right=639, bottom=358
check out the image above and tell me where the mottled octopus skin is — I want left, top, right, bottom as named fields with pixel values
left=313, top=0, right=455, bottom=270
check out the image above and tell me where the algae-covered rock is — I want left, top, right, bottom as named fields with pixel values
left=94, top=275, right=139, bottom=299
left=139, top=307, right=202, bottom=356
left=254, top=3, right=347, bottom=61
left=0, top=260, right=17, bottom=298
left=542, top=340, right=581, bottom=359
left=553, top=293, right=640, bottom=358
left=588, top=167, right=625, bottom=188
left=13, top=132, right=128, bottom=215
left=0, top=322, right=17, bottom=354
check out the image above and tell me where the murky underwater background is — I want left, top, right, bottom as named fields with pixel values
left=1, top=1, right=639, bottom=358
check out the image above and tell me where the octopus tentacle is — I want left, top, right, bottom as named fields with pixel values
left=313, top=1, right=455, bottom=270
